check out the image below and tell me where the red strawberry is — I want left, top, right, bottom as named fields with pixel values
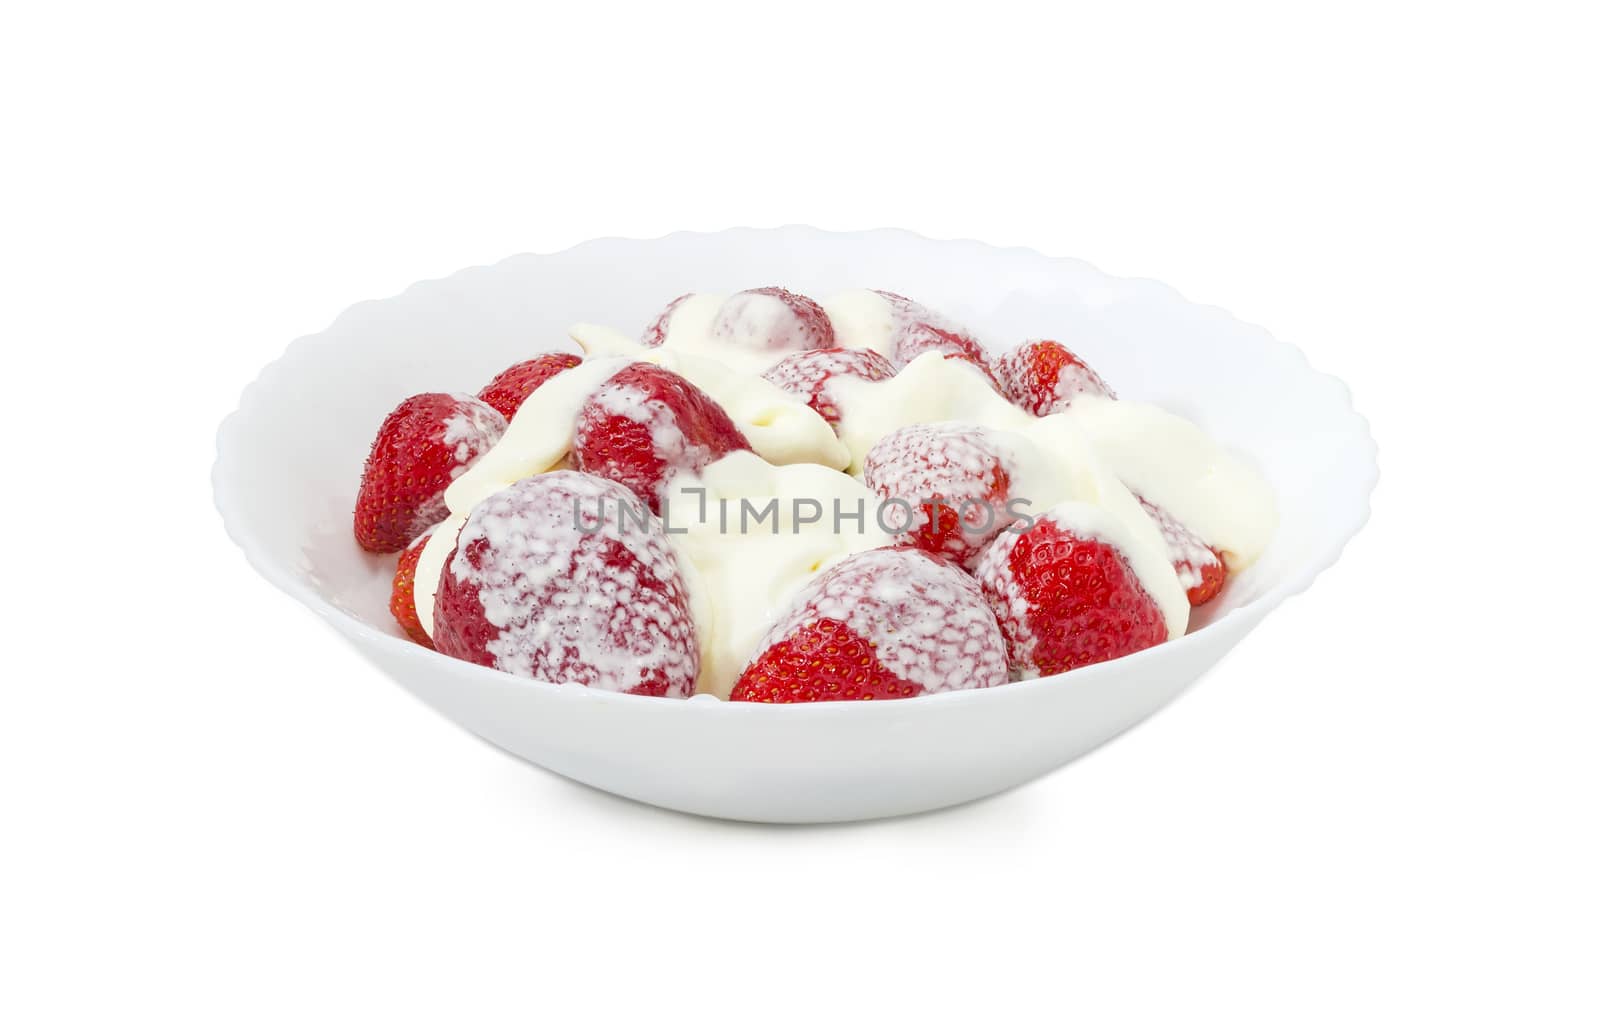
left=572, top=362, right=751, bottom=513
left=432, top=471, right=699, bottom=697
left=390, top=528, right=436, bottom=648
left=354, top=393, right=507, bottom=553
left=477, top=352, right=582, bottom=419
left=974, top=506, right=1168, bottom=677
left=997, top=339, right=1114, bottom=416
left=641, top=293, right=694, bottom=347
left=862, top=423, right=1023, bottom=568
left=875, top=290, right=1002, bottom=390
left=710, top=286, right=836, bottom=352
left=1139, top=497, right=1226, bottom=607
left=761, top=347, right=898, bottom=428
left=729, top=548, right=1008, bottom=704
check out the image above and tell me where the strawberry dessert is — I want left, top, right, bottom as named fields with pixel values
left=354, top=284, right=1277, bottom=703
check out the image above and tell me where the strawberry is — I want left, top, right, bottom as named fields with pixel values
left=432, top=471, right=699, bottom=697
left=1139, top=497, right=1226, bottom=607
left=729, top=548, right=1008, bottom=703
left=997, top=338, right=1114, bottom=416
left=710, top=286, right=836, bottom=352
left=572, top=362, right=752, bottom=513
left=974, top=506, right=1168, bottom=677
left=641, top=293, right=693, bottom=347
left=477, top=352, right=582, bottom=419
left=761, top=347, right=897, bottom=428
left=875, top=290, right=1002, bottom=390
left=354, top=393, right=507, bottom=553
left=390, top=528, right=436, bottom=648
left=862, top=423, right=1023, bottom=568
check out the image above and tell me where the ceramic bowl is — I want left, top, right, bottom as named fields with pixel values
left=213, top=227, right=1376, bottom=823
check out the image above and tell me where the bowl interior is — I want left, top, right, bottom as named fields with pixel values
left=218, top=228, right=1373, bottom=661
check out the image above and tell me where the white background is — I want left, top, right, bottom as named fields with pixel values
left=3, top=1, right=1595, bottom=1020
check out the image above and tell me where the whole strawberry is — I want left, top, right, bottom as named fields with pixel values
left=477, top=352, right=582, bottom=420
left=975, top=504, right=1169, bottom=677
left=354, top=393, right=506, bottom=553
left=863, top=422, right=1023, bottom=568
left=997, top=338, right=1113, bottom=416
left=572, top=362, right=751, bottom=513
left=432, top=471, right=699, bottom=697
left=761, top=347, right=898, bottom=429
left=390, top=527, right=436, bottom=648
left=729, top=548, right=1008, bottom=703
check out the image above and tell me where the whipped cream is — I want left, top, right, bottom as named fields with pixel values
left=827, top=353, right=1028, bottom=471
left=661, top=452, right=891, bottom=699
left=414, top=510, right=462, bottom=641
left=818, top=289, right=901, bottom=358
left=825, top=352, right=1279, bottom=636
left=1056, top=394, right=1275, bottom=570
left=415, top=328, right=853, bottom=641
left=412, top=292, right=1278, bottom=693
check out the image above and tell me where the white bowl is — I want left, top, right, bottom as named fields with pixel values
left=213, top=227, right=1376, bottom=823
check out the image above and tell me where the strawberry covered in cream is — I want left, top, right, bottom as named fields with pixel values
left=359, top=284, right=1278, bottom=702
